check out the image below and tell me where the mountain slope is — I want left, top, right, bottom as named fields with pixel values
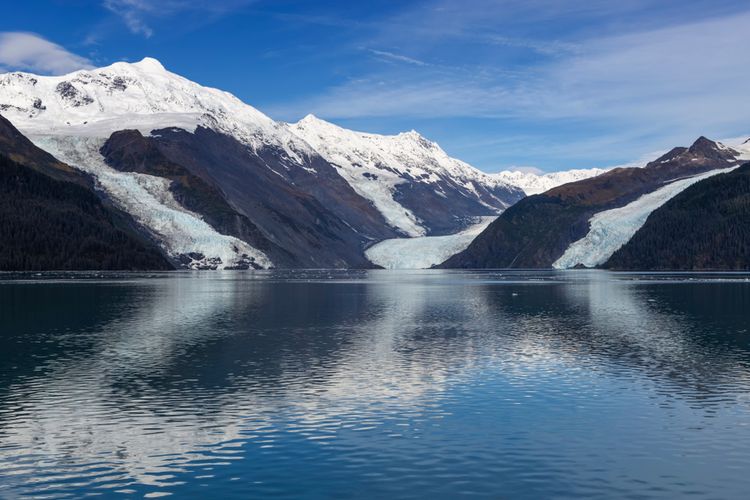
left=0, top=58, right=399, bottom=267
left=0, top=114, right=172, bottom=271
left=100, top=129, right=290, bottom=267
left=604, top=163, right=750, bottom=270
left=288, top=115, right=524, bottom=236
left=440, top=137, right=744, bottom=269
left=552, top=165, right=738, bottom=268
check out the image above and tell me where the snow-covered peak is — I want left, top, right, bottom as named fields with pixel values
left=288, top=115, right=520, bottom=237
left=130, top=57, right=166, bottom=72
left=0, top=58, right=312, bottom=162
left=289, top=115, right=504, bottom=184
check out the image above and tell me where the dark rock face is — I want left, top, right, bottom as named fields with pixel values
left=441, top=137, right=743, bottom=269
left=605, top=163, right=750, bottom=271
left=149, top=127, right=399, bottom=268
left=0, top=115, right=172, bottom=271
left=55, top=81, right=93, bottom=107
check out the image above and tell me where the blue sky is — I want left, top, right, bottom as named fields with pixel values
left=1, top=0, right=749, bottom=172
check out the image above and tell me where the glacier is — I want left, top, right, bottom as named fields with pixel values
left=365, top=217, right=496, bottom=269
left=553, top=166, right=740, bottom=269
left=31, top=135, right=273, bottom=270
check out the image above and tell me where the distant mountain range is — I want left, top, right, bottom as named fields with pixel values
left=1, top=57, right=748, bottom=271
left=494, top=168, right=608, bottom=196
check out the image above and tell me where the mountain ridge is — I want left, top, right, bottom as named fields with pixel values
left=440, top=136, right=748, bottom=269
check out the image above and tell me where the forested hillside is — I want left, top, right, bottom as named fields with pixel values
left=605, top=164, right=750, bottom=270
left=0, top=154, right=173, bottom=270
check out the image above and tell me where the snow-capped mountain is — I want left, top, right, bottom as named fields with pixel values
left=0, top=58, right=523, bottom=269
left=0, top=57, right=309, bottom=160
left=495, top=168, right=607, bottom=196
left=288, top=114, right=523, bottom=237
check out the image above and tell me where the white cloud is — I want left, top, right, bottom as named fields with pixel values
left=0, top=32, right=93, bottom=75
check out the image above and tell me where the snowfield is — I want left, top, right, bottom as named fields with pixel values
left=553, top=166, right=740, bottom=269
left=365, top=217, right=496, bottom=269
left=31, top=135, right=273, bottom=270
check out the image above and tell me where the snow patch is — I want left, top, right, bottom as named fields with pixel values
left=366, top=217, right=495, bottom=269
left=553, top=166, right=739, bottom=269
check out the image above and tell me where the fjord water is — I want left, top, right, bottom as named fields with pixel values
left=1, top=271, right=749, bottom=499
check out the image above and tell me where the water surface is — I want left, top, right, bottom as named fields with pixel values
left=1, top=270, right=749, bottom=498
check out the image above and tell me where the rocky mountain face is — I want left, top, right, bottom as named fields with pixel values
left=604, top=163, right=750, bottom=270
left=0, top=114, right=173, bottom=271
left=0, top=58, right=523, bottom=269
left=440, top=137, right=747, bottom=269
left=148, top=126, right=396, bottom=268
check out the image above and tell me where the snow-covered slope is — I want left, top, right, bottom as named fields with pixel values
left=288, top=115, right=522, bottom=237
left=553, top=166, right=740, bottom=269
left=495, top=168, right=607, bottom=195
left=365, top=217, right=496, bottom=269
left=0, top=57, right=313, bottom=162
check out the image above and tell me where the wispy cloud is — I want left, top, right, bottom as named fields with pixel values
left=485, top=36, right=580, bottom=56
left=274, top=9, right=750, bottom=144
left=0, top=32, right=93, bottom=75
left=366, top=49, right=429, bottom=66
left=102, top=0, right=257, bottom=37
left=103, top=0, right=155, bottom=37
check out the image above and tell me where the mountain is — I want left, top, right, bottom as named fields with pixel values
left=288, top=115, right=524, bottom=236
left=440, top=136, right=746, bottom=269
left=0, top=58, right=523, bottom=268
left=0, top=114, right=172, bottom=271
left=604, top=162, right=750, bottom=270
left=494, top=168, right=607, bottom=196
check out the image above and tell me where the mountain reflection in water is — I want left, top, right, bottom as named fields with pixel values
left=0, top=270, right=749, bottom=498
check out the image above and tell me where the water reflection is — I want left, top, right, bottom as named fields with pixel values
left=0, top=271, right=749, bottom=498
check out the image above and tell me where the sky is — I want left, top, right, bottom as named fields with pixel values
left=1, top=0, right=749, bottom=173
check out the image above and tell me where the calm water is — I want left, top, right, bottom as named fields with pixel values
left=1, top=270, right=749, bottom=499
